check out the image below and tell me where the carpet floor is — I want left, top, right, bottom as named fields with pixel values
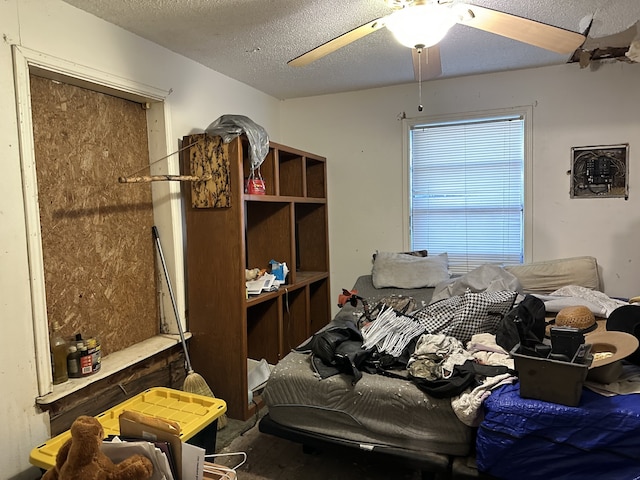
left=214, top=422, right=423, bottom=480
left=210, top=413, right=482, bottom=480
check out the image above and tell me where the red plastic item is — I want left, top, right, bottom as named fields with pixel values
left=246, top=178, right=266, bottom=194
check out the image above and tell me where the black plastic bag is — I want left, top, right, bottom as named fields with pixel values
left=298, top=321, right=373, bottom=384
left=495, top=294, right=546, bottom=352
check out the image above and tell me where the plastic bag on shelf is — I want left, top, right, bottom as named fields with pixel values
left=205, top=114, right=269, bottom=171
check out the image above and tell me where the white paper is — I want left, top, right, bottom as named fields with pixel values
left=181, top=442, right=205, bottom=480
left=102, top=439, right=173, bottom=480
left=246, top=273, right=277, bottom=295
left=247, top=358, right=271, bottom=392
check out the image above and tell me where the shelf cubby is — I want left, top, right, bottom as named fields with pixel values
left=245, top=201, right=292, bottom=272
left=306, top=157, right=326, bottom=198
left=278, top=149, right=304, bottom=197
left=309, top=279, right=330, bottom=336
left=247, top=298, right=281, bottom=365
left=295, top=203, right=328, bottom=272
left=282, top=285, right=309, bottom=351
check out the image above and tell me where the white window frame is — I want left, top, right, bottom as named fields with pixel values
left=13, top=45, right=186, bottom=400
left=401, top=106, right=533, bottom=270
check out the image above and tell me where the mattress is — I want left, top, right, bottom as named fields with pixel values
left=264, top=351, right=472, bottom=456
left=262, top=275, right=473, bottom=457
left=477, top=382, right=640, bottom=479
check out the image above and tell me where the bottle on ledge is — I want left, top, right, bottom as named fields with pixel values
left=50, top=321, right=68, bottom=385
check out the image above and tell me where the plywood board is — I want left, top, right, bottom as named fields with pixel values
left=30, top=74, right=158, bottom=355
left=186, top=133, right=231, bottom=208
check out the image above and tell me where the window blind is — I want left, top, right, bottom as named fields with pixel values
left=410, top=115, right=524, bottom=274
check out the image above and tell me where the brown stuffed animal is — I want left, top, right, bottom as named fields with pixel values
left=42, top=415, right=154, bottom=480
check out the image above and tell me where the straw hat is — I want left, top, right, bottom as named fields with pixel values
left=584, top=308, right=640, bottom=383
left=587, top=331, right=639, bottom=369
left=555, top=305, right=597, bottom=333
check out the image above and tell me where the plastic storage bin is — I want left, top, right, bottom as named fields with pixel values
left=511, top=345, right=590, bottom=406
left=30, top=387, right=227, bottom=471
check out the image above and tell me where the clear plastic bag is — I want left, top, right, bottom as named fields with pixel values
left=205, top=114, right=269, bottom=171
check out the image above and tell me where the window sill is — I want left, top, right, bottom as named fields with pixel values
left=36, top=333, right=189, bottom=406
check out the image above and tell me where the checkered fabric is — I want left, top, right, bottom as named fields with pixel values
left=413, top=290, right=517, bottom=344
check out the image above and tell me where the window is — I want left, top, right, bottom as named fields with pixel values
left=408, top=111, right=528, bottom=274
left=14, top=46, right=183, bottom=400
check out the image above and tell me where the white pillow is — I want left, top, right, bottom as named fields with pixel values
left=372, top=252, right=449, bottom=289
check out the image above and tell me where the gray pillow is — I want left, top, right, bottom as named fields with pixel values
left=372, top=252, right=449, bottom=289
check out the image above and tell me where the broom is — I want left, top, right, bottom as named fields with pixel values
left=152, top=226, right=228, bottom=429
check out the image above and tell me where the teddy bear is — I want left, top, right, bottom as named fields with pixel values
left=245, top=267, right=264, bottom=281
left=42, top=415, right=154, bottom=480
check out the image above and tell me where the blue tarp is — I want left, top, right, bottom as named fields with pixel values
left=477, top=382, right=640, bottom=480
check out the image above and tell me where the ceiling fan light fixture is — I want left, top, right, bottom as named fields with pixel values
left=386, top=4, right=457, bottom=49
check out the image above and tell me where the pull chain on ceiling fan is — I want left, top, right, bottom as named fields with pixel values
left=416, top=44, right=424, bottom=112
left=288, top=0, right=587, bottom=87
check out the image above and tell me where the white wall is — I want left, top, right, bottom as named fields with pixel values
left=278, top=61, right=640, bottom=314
left=0, top=1, right=281, bottom=477
left=3, top=1, right=640, bottom=477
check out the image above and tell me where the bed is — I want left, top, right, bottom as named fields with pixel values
left=259, top=254, right=635, bottom=479
left=260, top=274, right=465, bottom=477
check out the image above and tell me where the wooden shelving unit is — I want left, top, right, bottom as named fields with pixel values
left=181, top=134, right=330, bottom=420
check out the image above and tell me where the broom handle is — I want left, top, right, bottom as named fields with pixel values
left=152, top=226, right=194, bottom=372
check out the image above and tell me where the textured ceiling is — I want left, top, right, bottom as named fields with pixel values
left=61, top=0, right=640, bottom=100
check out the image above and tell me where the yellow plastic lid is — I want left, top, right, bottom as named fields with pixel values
left=30, top=387, right=227, bottom=471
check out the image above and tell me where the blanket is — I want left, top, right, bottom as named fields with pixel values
left=533, top=285, right=628, bottom=317
left=431, top=265, right=521, bottom=303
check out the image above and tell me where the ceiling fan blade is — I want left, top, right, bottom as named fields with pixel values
left=459, top=4, right=585, bottom=55
left=412, top=45, right=442, bottom=81
left=288, top=17, right=386, bottom=67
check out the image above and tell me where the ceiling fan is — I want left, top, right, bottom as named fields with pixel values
left=289, top=0, right=586, bottom=85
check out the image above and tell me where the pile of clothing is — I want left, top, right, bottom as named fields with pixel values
left=298, top=284, right=544, bottom=426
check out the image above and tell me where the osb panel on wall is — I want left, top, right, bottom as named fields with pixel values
left=30, top=75, right=158, bottom=356
left=186, top=134, right=231, bottom=208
